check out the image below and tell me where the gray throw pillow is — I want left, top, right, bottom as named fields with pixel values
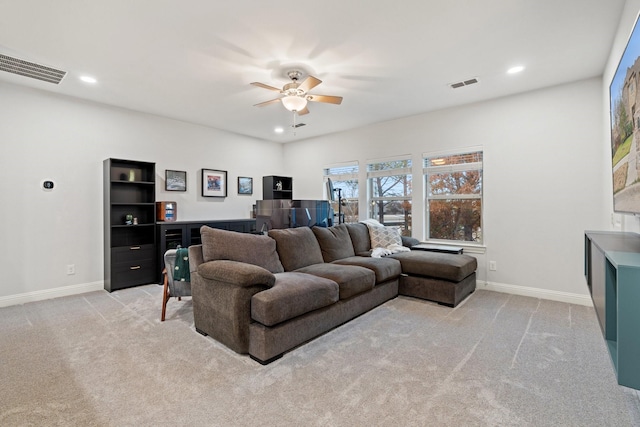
left=312, top=225, right=356, bottom=262
left=200, top=226, right=284, bottom=274
left=268, top=227, right=324, bottom=271
left=345, top=223, right=371, bottom=253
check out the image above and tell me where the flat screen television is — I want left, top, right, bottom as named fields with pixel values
left=610, top=13, right=640, bottom=214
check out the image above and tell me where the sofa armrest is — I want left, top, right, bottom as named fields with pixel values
left=189, top=244, right=205, bottom=276
left=192, top=259, right=274, bottom=354
left=198, top=260, right=276, bottom=288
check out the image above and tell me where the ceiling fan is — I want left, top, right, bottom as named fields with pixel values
left=251, top=70, right=343, bottom=115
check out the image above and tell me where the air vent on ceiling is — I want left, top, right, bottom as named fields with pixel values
left=0, top=53, right=66, bottom=84
left=292, top=123, right=306, bottom=128
left=450, top=78, right=478, bottom=89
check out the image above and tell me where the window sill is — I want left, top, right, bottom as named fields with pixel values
left=418, top=241, right=486, bottom=254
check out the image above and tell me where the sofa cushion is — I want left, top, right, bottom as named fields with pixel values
left=366, top=223, right=402, bottom=248
left=333, top=256, right=401, bottom=284
left=312, top=224, right=356, bottom=262
left=345, top=223, right=371, bottom=254
left=268, top=227, right=324, bottom=271
left=390, top=251, right=477, bottom=282
left=295, top=263, right=375, bottom=300
left=200, top=226, right=284, bottom=273
left=251, top=272, right=339, bottom=326
left=198, top=260, right=276, bottom=287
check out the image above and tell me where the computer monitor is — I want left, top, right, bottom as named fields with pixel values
left=326, top=178, right=335, bottom=202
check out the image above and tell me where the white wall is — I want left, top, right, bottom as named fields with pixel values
left=0, top=82, right=284, bottom=302
left=605, top=0, right=640, bottom=232
left=284, top=78, right=605, bottom=302
left=4, top=3, right=634, bottom=305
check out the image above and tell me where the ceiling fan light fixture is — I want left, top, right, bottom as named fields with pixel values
left=281, top=95, right=307, bottom=112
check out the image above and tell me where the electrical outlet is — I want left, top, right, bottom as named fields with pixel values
left=489, top=261, right=497, bottom=271
left=66, top=264, right=75, bottom=275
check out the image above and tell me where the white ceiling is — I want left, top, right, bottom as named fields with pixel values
left=0, top=0, right=627, bottom=143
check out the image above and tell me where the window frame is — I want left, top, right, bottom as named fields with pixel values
left=366, top=156, right=413, bottom=234
left=323, top=161, right=359, bottom=224
left=423, top=148, right=484, bottom=245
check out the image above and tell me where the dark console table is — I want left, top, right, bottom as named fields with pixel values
left=157, top=219, right=256, bottom=281
left=584, top=231, right=640, bottom=390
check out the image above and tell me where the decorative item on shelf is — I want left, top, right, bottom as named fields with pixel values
left=201, top=168, right=227, bottom=198
left=165, top=170, right=186, bottom=191
left=125, top=214, right=133, bottom=225
left=133, top=217, right=138, bottom=225
left=262, top=175, right=292, bottom=200
left=128, top=169, right=136, bottom=182
left=157, top=201, right=177, bottom=221
left=238, top=177, right=253, bottom=195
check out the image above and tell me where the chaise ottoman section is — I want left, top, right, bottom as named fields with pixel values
left=391, top=251, right=477, bottom=307
left=399, top=272, right=476, bottom=308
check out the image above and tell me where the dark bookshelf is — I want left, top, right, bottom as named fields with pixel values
left=104, top=158, right=156, bottom=292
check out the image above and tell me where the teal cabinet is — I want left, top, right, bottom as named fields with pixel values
left=585, top=231, right=640, bottom=390
left=604, top=251, right=640, bottom=390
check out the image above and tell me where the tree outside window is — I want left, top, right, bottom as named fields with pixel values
left=323, top=163, right=359, bottom=224
left=367, top=159, right=412, bottom=235
left=424, top=151, right=482, bottom=243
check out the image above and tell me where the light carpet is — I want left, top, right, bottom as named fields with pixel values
left=1, top=285, right=639, bottom=426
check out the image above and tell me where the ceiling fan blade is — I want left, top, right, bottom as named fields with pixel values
left=298, top=75, right=322, bottom=93
left=297, top=106, right=310, bottom=115
left=306, top=94, right=343, bottom=105
left=253, top=98, right=281, bottom=107
left=250, top=82, right=282, bottom=92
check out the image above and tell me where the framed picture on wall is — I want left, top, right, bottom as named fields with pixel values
left=238, top=176, right=253, bottom=195
left=610, top=13, right=640, bottom=214
left=201, top=168, right=227, bottom=198
left=165, top=170, right=187, bottom=191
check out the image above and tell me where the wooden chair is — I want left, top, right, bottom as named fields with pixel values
left=161, top=248, right=192, bottom=321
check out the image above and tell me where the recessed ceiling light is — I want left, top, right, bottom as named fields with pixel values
left=80, top=75, right=97, bottom=83
left=274, top=127, right=284, bottom=134
left=507, top=66, right=525, bottom=75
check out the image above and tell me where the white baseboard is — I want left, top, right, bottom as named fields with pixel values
left=478, top=281, right=593, bottom=307
left=0, top=281, right=104, bottom=308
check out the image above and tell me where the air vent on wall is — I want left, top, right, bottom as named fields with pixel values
left=0, top=53, right=66, bottom=84
left=450, top=78, right=479, bottom=89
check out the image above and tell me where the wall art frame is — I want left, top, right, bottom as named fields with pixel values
left=610, top=12, right=640, bottom=214
left=165, top=169, right=187, bottom=191
left=238, top=176, right=253, bottom=195
left=201, top=168, right=227, bottom=198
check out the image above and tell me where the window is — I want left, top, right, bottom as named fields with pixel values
left=323, top=162, right=359, bottom=223
left=367, top=158, right=412, bottom=235
left=424, top=150, right=483, bottom=243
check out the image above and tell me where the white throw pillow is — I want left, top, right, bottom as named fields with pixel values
left=366, top=223, right=402, bottom=248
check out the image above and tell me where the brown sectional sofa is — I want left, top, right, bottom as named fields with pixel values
left=189, top=223, right=477, bottom=364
